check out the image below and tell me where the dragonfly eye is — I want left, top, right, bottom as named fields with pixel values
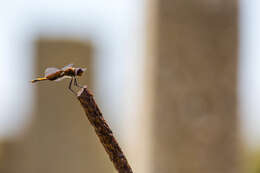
left=76, top=68, right=84, bottom=76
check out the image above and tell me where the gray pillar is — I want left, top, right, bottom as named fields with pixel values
left=1, top=39, right=113, bottom=173
left=152, top=1, right=240, bottom=173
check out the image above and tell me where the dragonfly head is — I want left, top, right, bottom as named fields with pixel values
left=75, top=68, right=86, bottom=77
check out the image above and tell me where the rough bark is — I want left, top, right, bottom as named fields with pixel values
left=77, top=86, right=133, bottom=173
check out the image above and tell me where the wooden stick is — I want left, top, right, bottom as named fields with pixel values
left=77, top=86, right=133, bottom=173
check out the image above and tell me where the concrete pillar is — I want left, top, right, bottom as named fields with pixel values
left=1, top=39, right=113, bottom=173
left=151, top=1, right=240, bottom=173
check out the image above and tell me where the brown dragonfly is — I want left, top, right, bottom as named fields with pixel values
left=31, top=64, right=86, bottom=94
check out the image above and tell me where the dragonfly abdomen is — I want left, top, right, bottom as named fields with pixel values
left=46, top=71, right=64, bottom=81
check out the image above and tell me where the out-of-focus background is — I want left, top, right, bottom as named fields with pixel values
left=0, top=0, right=259, bottom=173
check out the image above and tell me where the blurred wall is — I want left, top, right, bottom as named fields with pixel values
left=151, top=1, right=240, bottom=173
left=0, top=39, right=113, bottom=173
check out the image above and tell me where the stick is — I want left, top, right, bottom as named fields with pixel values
left=77, top=86, right=133, bottom=173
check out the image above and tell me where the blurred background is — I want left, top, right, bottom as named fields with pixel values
left=0, top=0, right=259, bottom=173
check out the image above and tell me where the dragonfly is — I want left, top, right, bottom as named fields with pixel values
left=31, top=64, right=86, bottom=94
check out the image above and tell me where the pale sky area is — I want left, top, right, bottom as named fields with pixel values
left=0, top=0, right=259, bottom=148
left=239, top=0, right=260, bottom=147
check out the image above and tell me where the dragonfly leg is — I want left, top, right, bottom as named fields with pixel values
left=68, top=77, right=76, bottom=95
left=74, top=77, right=83, bottom=88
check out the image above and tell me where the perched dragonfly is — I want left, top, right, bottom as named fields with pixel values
left=31, top=64, right=86, bottom=93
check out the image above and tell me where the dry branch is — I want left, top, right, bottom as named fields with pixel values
left=77, top=86, right=133, bottom=173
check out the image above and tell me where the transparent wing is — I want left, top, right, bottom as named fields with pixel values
left=62, top=64, right=74, bottom=71
left=44, top=67, right=60, bottom=77
left=54, top=75, right=71, bottom=82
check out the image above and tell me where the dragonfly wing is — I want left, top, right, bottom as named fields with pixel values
left=44, top=67, right=60, bottom=77
left=62, top=64, right=74, bottom=71
left=54, top=75, right=71, bottom=81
